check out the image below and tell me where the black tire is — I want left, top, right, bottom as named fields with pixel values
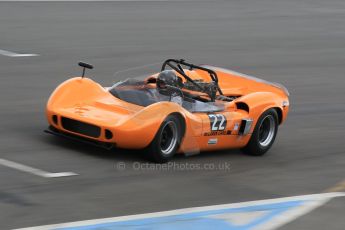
left=242, top=109, right=278, bottom=156
left=147, top=114, right=184, bottom=163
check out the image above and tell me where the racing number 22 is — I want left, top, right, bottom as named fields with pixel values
left=208, top=114, right=227, bottom=131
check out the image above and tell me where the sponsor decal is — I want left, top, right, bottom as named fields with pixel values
left=233, top=122, right=239, bottom=131
left=204, top=130, right=231, bottom=136
left=208, top=138, right=218, bottom=145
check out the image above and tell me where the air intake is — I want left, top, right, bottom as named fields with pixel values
left=61, top=117, right=101, bottom=138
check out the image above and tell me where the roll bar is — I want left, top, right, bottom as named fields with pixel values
left=161, top=59, right=223, bottom=99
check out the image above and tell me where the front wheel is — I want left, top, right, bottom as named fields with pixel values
left=242, top=109, right=278, bottom=156
left=147, top=115, right=183, bottom=163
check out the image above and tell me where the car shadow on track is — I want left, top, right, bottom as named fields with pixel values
left=41, top=134, right=248, bottom=163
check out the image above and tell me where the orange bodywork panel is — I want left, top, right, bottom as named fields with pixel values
left=46, top=67, right=289, bottom=154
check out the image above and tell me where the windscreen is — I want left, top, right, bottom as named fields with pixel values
left=109, top=63, right=225, bottom=113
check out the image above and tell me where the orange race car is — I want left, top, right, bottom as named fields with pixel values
left=45, top=59, right=289, bottom=162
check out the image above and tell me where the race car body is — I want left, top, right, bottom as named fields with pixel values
left=46, top=59, right=289, bottom=162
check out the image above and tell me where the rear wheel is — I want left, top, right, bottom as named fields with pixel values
left=147, top=115, right=183, bottom=163
left=242, top=109, right=278, bottom=156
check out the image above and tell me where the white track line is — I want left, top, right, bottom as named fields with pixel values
left=0, top=158, right=77, bottom=178
left=0, top=49, right=39, bottom=57
left=254, top=194, right=337, bottom=230
left=14, top=192, right=345, bottom=230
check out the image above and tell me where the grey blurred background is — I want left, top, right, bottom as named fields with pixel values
left=0, top=0, right=345, bottom=229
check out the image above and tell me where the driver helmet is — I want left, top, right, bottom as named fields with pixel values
left=156, top=70, right=181, bottom=89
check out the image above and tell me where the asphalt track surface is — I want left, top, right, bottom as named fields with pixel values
left=0, top=1, right=345, bottom=229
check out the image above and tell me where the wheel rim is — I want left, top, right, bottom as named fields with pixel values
left=258, top=115, right=275, bottom=147
left=160, top=121, right=178, bottom=155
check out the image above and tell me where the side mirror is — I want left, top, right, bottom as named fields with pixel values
left=78, top=62, right=93, bottom=69
left=78, top=62, right=93, bottom=78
